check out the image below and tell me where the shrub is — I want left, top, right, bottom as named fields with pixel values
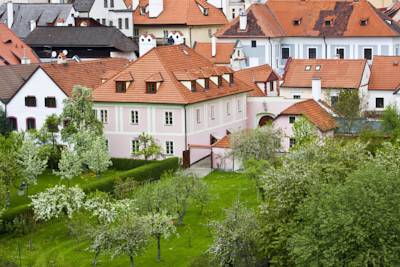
left=110, top=158, right=154, bottom=171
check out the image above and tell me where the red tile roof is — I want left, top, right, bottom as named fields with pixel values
left=193, top=42, right=236, bottom=64
left=369, top=56, right=400, bottom=91
left=213, top=134, right=231, bottom=148
left=235, top=64, right=280, bottom=96
left=281, top=59, right=367, bottom=89
left=0, top=23, right=39, bottom=66
left=41, top=58, right=130, bottom=96
left=134, top=0, right=228, bottom=26
left=216, top=0, right=400, bottom=38
left=280, top=99, right=336, bottom=132
left=92, top=45, right=252, bottom=104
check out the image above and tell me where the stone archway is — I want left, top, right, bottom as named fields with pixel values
left=258, top=115, right=274, bottom=127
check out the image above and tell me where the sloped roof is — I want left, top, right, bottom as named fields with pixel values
left=216, top=0, right=400, bottom=38
left=281, top=59, right=367, bottom=89
left=0, top=3, right=74, bottom=38
left=134, top=0, right=228, bottom=26
left=369, top=56, right=400, bottom=91
left=0, top=23, right=39, bottom=66
left=25, top=27, right=138, bottom=52
left=235, top=64, right=280, bottom=96
left=92, top=45, right=252, bottom=104
left=73, top=0, right=95, bottom=12
left=383, top=2, right=400, bottom=19
left=193, top=42, right=236, bottom=64
left=41, top=58, right=130, bottom=96
left=280, top=99, right=336, bottom=132
left=0, top=64, right=39, bottom=103
left=213, top=134, right=231, bottom=148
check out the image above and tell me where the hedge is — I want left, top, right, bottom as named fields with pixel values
left=0, top=157, right=179, bottom=229
left=110, top=158, right=155, bottom=171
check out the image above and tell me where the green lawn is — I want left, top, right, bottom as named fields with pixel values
left=0, top=171, right=258, bottom=267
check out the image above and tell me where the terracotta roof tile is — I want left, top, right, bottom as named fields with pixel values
left=0, top=23, right=39, bottom=66
left=281, top=59, right=367, bottom=89
left=145, top=72, right=164, bottom=82
left=217, top=0, right=400, bottom=38
left=193, top=42, right=236, bottom=64
left=369, top=56, right=400, bottom=91
left=134, top=0, right=228, bottom=25
left=92, top=45, right=252, bottom=104
left=280, top=99, right=336, bottom=132
left=41, top=58, right=130, bottom=96
left=213, top=134, right=231, bottom=148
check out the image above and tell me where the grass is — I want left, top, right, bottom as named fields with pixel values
left=0, top=171, right=258, bottom=267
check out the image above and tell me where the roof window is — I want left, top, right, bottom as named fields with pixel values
left=305, top=65, right=312, bottom=71
left=315, top=65, right=321, bottom=71
left=292, top=18, right=302, bottom=26
left=360, top=18, right=368, bottom=26
left=324, top=19, right=332, bottom=27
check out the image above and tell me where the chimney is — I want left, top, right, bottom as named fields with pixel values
left=312, top=77, right=321, bottom=101
left=139, top=33, right=157, bottom=56
left=211, top=35, right=216, bottom=57
left=7, top=1, right=13, bottom=29
left=57, top=52, right=67, bottom=64
left=239, top=11, right=247, bottom=31
left=149, top=0, right=163, bottom=18
left=30, top=20, right=36, bottom=32
left=168, top=31, right=185, bottom=45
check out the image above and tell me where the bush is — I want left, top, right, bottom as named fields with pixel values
left=110, top=158, right=154, bottom=171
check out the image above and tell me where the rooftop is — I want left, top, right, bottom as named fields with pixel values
left=369, top=56, right=400, bottom=91
left=235, top=64, right=280, bottom=96
left=193, top=42, right=236, bottom=64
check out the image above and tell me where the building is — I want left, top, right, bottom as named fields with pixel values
left=368, top=55, right=400, bottom=111
left=207, top=0, right=265, bottom=21
left=370, top=0, right=397, bottom=9
left=0, top=23, right=39, bottom=65
left=0, top=3, right=76, bottom=38
left=25, top=26, right=138, bottom=61
left=133, top=0, right=228, bottom=47
left=91, top=44, right=252, bottom=163
left=382, top=2, right=400, bottom=22
left=215, top=0, right=400, bottom=71
left=72, top=0, right=134, bottom=37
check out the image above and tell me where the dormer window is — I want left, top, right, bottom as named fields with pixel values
left=146, top=82, right=157, bottom=94
left=204, top=78, right=210, bottom=90
left=116, top=81, right=127, bottom=93
left=229, top=73, right=234, bottom=85
left=293, top=18, right=301, bottom=26
left=204, top=8, right=209, bottom=16
left=191, top=80, right=197, bottom=92
left=360, top=18, right=368, bottom=26
left=325, top=19, right=332, bottom=27
left=25, top=96, right=36, bottom=107
left=217, top=76, right=222, bottom=87
left=305, top=65, right=312, bottom=71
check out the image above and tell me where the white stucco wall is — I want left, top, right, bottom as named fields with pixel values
left=366, top=90, right=397, bottom=112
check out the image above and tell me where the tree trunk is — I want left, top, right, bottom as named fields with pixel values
left=157, top=235, right=161, bottom=262
left=92, top=249, right=100, bottom=267
left=130, top=255, right=134, bottom=267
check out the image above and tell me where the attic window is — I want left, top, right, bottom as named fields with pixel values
left=204, top=8, right=209, bottom=16
left=292, top=18, right=301, bottom=26
left=305, top=65, right=312, bottom=71
left=116, top=81, right=128, bottom=93
left=360, top=18, right=368, bottom=26
left=191, top=80, right=197, bottom=92
left=25, top=96, right=37, bottom=107
left=229, top=73, right=234, bottom=85
left=204, top=78, right=210, bottom=90
left=385, top=19, right=392, bottom=25
left=315, top=65, right=321, bottom=71
left=146, top=82, right=157, bottom=94
left=324, top=19, right=332, bottom=27
left=217, top=76, right=223, bottom=87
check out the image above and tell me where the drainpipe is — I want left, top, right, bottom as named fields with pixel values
left=323, top=35, right=327, bottom=59
left=184, top=105, right=188, bottom=150
left=268, top=37, right=273, bottom=67
left=189, top=26, right=192, bottom=47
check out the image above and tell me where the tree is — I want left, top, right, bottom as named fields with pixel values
left=83, top=135, right=112, bottom=178
left=17, top=136, right=48, bottom=195
left=54, top=146, right=82, bottom=185
left=292, top=116, right=318, bottom=147
left=230, top=126, right=282, bottom=163
left=135, top=179, right=173, bottom=214
left=381, top=104, right=400, bottom=139
left=0, top=107, right=11, bottom=136
left=60, top=85, right=102, bottom=141
left=334, top=89, right=361, bottom=134
left=44, top=114, right=60, bottom=151
left=290, top=163, right=400, bottom=266
left=132, top=132, right=162, bottom=161
left=143, top=210, right=176, bottom=262
left=208, top=200, right=259, bottom=267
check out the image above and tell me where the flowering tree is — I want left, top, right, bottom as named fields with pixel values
left=292, top=117, right=318, bottom=147
left=132, top=133, right=162, bottom=161
left=83, top=135, right=112, bottom=178
left=54, top=147, right=82, bottom=185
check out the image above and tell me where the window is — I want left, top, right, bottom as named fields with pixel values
left=196, top=109, right=201, bottom=124
left=102, top=19, right=106, bottom=25
left=293, top=18, right=301, bottom=25
left=305, top=65, right=312, bottom=71
left=360, top=19, right=368, bottom=26
left=315, top=65, right=321, bottom=71
left=293, top=95, right=300, bottom=99
left=45, top=97, right=56, bottom=108
left=282, top=47, right=290, bottom=59
left=146, top=82, right=157, bottom=94
left=251, top=40, right=257, bottom=48
left=289, top=138, right=296, bottom=148
left=131, top=110, right=139, bottom=124
left=165, top=141, right=174, bottom=155
left=308, top=48, right=317, bottom=59
left=336, top=48, right=345, bottom=59
left=217, top=76, right=222, bottom=87
left=191, top=80, right=197, bottom=92
left=100, top=109, right=108, bottom=124
left=237, top=99, right=242, bottom=112
left=132, top=139, right=140, bottom=153
left=104, top=0, right=107, bottom=8
left=125, top=18, right=129, bottom=29
left=163, top=30, right=168, bottom=38
left=210, top=105, right=215, bottom=120
left=364, top=48, right=372, bottom=60
left=204, top=78, right=210, bottom=90
left=26, top=118, right=36, bottom=130
left=134, top=28, right=139, bottom=36
left=376, top=97, right=384, bottom=108
left=109, top=21, right=113, bottom=26
left=289, top=116, right=296, bottom=124
left=229, top=73, right=234, bottom=85
left=331, top=96, right=338, bottom=106
left=110, top=0, right=114, bottom=7
left=105, top=139, right=109, bottom=150
left=7, top=117, right=17, bottom=131
left=165, top=111, right=173, bottom=125
left=116, top=81, right=127, bottom=93
left=25, top=96, right=36, bottom=107
left=325, top=19, right=332, bottom=27
left=208, top=29, right=212, bottom=38
left=118, top=18, right=122, bottom=29
left=232, top=8, right=235, bottom=19
left=226, top=102, right=231, bottom=116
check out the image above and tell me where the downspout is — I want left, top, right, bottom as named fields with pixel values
left=184, top=105, right=188, bottom=150
left=323, top=35, right=327, bottom=59
left=268, top=37, right=273, bottom=67
left=189, top=26, right=192, bottom=47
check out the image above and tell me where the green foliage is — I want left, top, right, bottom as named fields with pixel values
left=381, top=104, right=400, bottom=139
left=111, top=158, right=153, bottom=171
left=0, top=107, right=11, bottom=136
left=132, top=132, right=162, bottom=160
left=54, top=147, right=83, bottom=182
left=334, top=89, right=361, bottom=133
left=83, top=135, right=112, bottom=178
left=291, top=116, right=318, bottom=147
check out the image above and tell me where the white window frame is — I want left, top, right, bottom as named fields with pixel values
left=196, top=108, right=201, bottom=124
left=289, top=116, right=296, bottom=124
left=100, top=109, right=108, bottom=124
left=237, top=99, right=242, bottom=113
left=226, top=102, right=231, bottom=116
left=165, top=141, right=174, bottom=155
left=308, top=47, right=317, bottom=59
left=131, top=139, right=140, bottom=153
left=336, top=47, right=345, bottom=59
left=131, top=110, right=139, bottom=125
left=363, top=47, right=373, bottom=60
left=210, top=105, right=216, bottom=120
left=165, top=111, right=173, bottom=126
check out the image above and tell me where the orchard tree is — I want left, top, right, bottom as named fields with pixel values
left=381, top=105, right=400, bottom=139
left=292, top=117, right=318, bottom=147
left=144, top=210, right=176, bottom=262
left=135, top=179, right=173, bottom=214
left=54, top=146, right=82, bottom=185
left=0, top=107, right=11, bottom=136
left=208, top=201, right=259, bottom=267
left=132, top=133, right=162, bottom=161
left=334, top=89, right=361, bottom=134
left=17, top=136, right=48, bottom=195
left=44, top=114, right=60, bottom=150
left=83, top=135, right=112, bottom=178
